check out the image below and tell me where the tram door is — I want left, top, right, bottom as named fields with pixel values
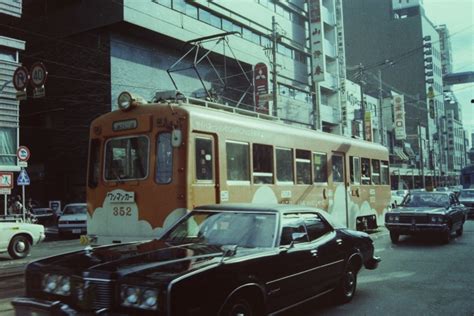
left=331, top=152, right=349, bottom=227
left=191, top=134, right=219, bottom=207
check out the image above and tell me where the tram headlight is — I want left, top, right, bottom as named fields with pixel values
left=120, top=285, right=158, bottom=310
left=42, top=274, right=71, bottom=296
left=117, top=91, right=147, bottom=111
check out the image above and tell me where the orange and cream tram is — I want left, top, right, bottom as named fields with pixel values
left=84, top=92, right=391, bottom=245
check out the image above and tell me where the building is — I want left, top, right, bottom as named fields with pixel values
left=0, top=0, right=25, bottom=208
left=342, top=0, right=445, bottom=188
left=17, top=0, right=352, bottom=203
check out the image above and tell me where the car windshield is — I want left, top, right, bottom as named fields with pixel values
left=63, top=205, right=87, bottom=215
left=401, top=194, right=449, bottom=208
left=459, top=190, right=474, bottom=198
left=164, top=211, right=277, bottom=248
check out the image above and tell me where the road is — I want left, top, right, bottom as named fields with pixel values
left=1, top=221, right=473, bottom=315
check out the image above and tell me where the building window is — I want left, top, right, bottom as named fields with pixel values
left=0, top=47, right=16, bottom=62
left=0, top=127, right=17, bottom=166
left=154, top=0, right=171, bottom=8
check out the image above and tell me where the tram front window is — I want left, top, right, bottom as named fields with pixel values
left=104, top=136, right=149, bottom=181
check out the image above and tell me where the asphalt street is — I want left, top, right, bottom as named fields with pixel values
left=0, top=221, right=473, bottom=315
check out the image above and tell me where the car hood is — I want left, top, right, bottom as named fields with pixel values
left=31, top=240, right=263, bottom=280
left=58, top=214, right=86, bottom=221
left=459, top=198, right=474, bottom=204
left=392, top=207, right=447, bottom=214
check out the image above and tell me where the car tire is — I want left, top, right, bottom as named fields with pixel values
left=333, top=264, right=357, bottom=304
left=456, top=224, right=463, bottom=237
left=389, top=231, right=400, bottom=243
left=220, top=296, right=257, bottom=316
left=8, top=235, right=31, bottom=259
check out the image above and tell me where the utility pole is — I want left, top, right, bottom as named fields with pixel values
left=418, top=122, right=426, bottom=189
left=358, top=63, right=366, bottom=140
left=378, top=69, right=384, bottom=145
left=271, top=16, right=278, bottom=117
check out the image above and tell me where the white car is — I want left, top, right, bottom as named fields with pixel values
left=57, top=203, right=87, bottom=236
left=0, top=217, right=45, bottom=259
left=391, top=190, right=408, bottom=208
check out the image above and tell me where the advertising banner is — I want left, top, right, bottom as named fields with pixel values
left=393, top=94, right=407, bottom=140
left=254, top=63, right=269, bottom=114
left=308, top=0, right=325, bottom=82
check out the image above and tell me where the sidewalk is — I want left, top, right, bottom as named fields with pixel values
left=0, top=298, right=13, bottom=316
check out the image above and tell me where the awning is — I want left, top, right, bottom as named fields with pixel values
left=393, top=147, right=409, bottom=161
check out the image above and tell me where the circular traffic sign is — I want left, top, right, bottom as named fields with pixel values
left=13, top=66, right=29, bottom=91
left=16, top=146, right=31, bottom=162
left=30, top=62, right=48, bottom=88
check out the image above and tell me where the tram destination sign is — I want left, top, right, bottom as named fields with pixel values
left=113, top=119, right=137, bottom=131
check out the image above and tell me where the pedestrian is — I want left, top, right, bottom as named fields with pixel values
left=12, top=195, right=24, bottom=215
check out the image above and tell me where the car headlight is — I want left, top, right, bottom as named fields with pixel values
left=387, top=215, right=399, bottom=222
left=42, top=274, right=71, bottom=296
left=121, top=285, right=158, bottom=310
left=430, top=216, right=444, bottom=223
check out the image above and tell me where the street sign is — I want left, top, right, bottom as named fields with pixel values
left=17, top=169, right=30, bottom=186
left=0, top=172, right=13, bottom=189
left=17, top=146, right=31, bottom=162
left=0, top=188, right=11, bottom=195
left=13, top=66, right=29, bottom=91
left=30, top=62, right=48, bottom=88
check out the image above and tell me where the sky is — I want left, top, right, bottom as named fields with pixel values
left=422, top=0, right=474, bottom=145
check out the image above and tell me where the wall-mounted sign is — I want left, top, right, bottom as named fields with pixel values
left=393, top=94, right=407, bottom=140
left=0, top=172, right=14, bottom=189
left=30, top=62, right=48, bottom=98
left=13, top=66, right=29, bottom=100
left=254, top=62, right=269, bottom=114
left=308, top=0, right=325, bottom=82
left=364, top=111, right=372, bottom=142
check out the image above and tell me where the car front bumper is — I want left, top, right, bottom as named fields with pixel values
left=12, top=297, right=119, bottom=316
left=57, top=226, right=87, bottom=234
left=385, top=223, right=449, bottom=234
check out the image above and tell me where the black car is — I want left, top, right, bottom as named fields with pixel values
left=458, top=189, right=474, bottom=218
left=385, top=191, right=466, bottom=243
left=13, top=204, right=380, bottom=315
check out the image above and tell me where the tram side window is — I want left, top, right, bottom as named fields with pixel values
left=253, top=144, right=273, bottom=184
left=195, top=137, right=213, bottom=181
left=313, top=152, right=328, bottom=183
left=296, top=150, right=311, bottom=184
left=361, top=158, right=371, bottom=185
left=276, top=148, right=293, bottom=183
left=371, top=160, right=380, bottom=185
left=350, top=156, right=361, bottom=184
left=88, top=139, right=100, bottom=188
left=226, top=141, right=250, bottom=181
left=332, top=155, right=344, bottom=183
left=156, top=133, right=173, bottom=184
left=381, top=161, right=389, bottom=185
left=104, top=136, right=149, bottom=181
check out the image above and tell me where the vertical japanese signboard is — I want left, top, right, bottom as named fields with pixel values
left=254, top=63, right=269, bottom=114
left=393, top=94, right=407, bottom=140
left=364, top=112, right=372, bottom=142
left=308, top=0, right=325, bottom=82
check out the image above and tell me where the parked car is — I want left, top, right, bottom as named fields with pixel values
left=391, top=190, right=408, bottom=208
left=30, top=207, right=55, bottom=226
left=57, top=203, right=87, bottom=236
left=12, top=204, right=380, bottom=315
left=458, top=189, right=474, bottom=218
left=0, top=216, right=45, bottom=259
left=385, top=191, right=466, bottom=244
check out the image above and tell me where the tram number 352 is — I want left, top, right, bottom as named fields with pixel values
left=113, top=206, right=132, bottom=216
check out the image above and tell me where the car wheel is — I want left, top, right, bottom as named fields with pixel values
left=220, top=296, right=256, bottom=316
left=8, top=235, right=31, bottom=259
left=390, top=231, right=400, bottom=243
left=456, top=224, right=463, bottom=237
left=333, top=264, right=357, bottom=304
